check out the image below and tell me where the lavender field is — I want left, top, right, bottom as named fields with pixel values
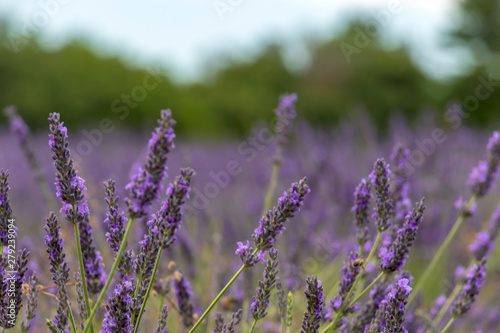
left=0, top=97, right=499, bottom=333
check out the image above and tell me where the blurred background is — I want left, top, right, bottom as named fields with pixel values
left=0, top=0, right=499, bottom=138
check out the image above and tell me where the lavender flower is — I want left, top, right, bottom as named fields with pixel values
left=223, top=309, right=243, bottom=333
left=3, top=106, right=29, bottom=144
left=154, top=305, right=169, bottom=333
left=379, top=198, right=426, bottom=274
left=157, top=167, right=195, bottom=249
left=451, top=259, right=487, bottom=318
left=125, top=110, right=176, bottom=218
left=468, top=131, right=500, bottom=197
left=454, top=196, right=477, bottom=217
left=274, top=93, right=297, bottom=144
left=276, top=277, right=287, bottom=322
left=21, top=273, right=38, bottom=333
left=383, top=278, right=412, bottom=333
left=370, top=158, right=394, bottom=231
left=0, top=169, right=14, bottom=247
left=331, top=252, right=361, bottom=315
left=75, top=272, right=87, bottom=329
left=239, top=178, right=310, bottom=266
left=300, top=275, right=324, bottom=333
left=45, top=213, right=70, bottom=331
left=3, top=248, right=30, bottom=329
left=48, top=113, right=104, bottom=294
left=21, top=273, right=39, bottom=332
left=213, top=313, right=224, bottom=333
left=250, top=248, right=279, bottom=320
left=351, top=281, right=388, bottom=332
left=101, top=278, right=134, bottom=333
left=352, top=178, right=371, bottom=247
left=469, top=205, right=500, bottom=261
left=103, top=179, right=133, bottom=276
left=429, top=294, right=447, bottom=320
left=173, top=270, right=195, bottom=327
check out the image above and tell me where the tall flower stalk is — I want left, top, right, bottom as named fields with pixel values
left=82, top=110, right=176, bottom=333
left=189, top=178, right=309, bottom=333
left=412, top=130, right=500, bottom=303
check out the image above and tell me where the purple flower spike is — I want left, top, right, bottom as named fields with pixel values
left=45, top=213, right=70, bottom=331
left=173, top=270, right=195, bottom=328
left=468, top=130, right=500, bottom=197
left=250, top=248, right=279, bottom=320
left=331, top=252, right=361, bottom=315
left=383, top=278, right=412, bottom=333
left=274, top=93, right=298, bottom=147
left=154, top=305, right=169, bottom=333
left=125, top=110, right=176, bottom=218
left=222, top=309, right=243, bottom=333
left=101, top=278, right=134, bottom=333
left=451, top=259, right=487, bottom=318
left=370, top=158, right=394, bottom=231
left=351, top=281, right=388, bottom=332
left=3, top=106, right=29, bottom=144
left=21, top=273, right=39, bottom=332
left=380, top=198, right=426, bottom=274
left=0, top=170, right=14, bottom=247
left=300, top=275, right=324, bottom=333
left=352, top=178, right=372, bottom=247
left=469, top=205, right=500, bottom=261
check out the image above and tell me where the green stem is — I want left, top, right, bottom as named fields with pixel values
left=82, top=217, right=135, bottom=333
left=440, top=318, right=454, bottom=333
left=132, top=247, right=164, bottom=333
left=410, top=196, right=477, bottom=305
left=189, top=264, right=248, bottom=333
left=130, top=274, right=142, bottom=325
left=75, top=223, right=94, bottom=333
left=67, top=302, right=78, bottom=333
left=249, top=319, right=257, bottom=333
left=322, top=231, right=382, bottom=333
left=349, top=272, right=384, bottom=306
left=428, top=283, right=462, bottom=333
left=262, top=159, right=281, bottom=215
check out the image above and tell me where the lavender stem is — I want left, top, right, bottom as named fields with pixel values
left=262, top=155, right=281, bottom=215
left=82, top=217, right=135, bottom=333
left=440, top=318, right=454, bottom=333
left=249, top=318, right=258, bottom=333
left=189, top=261, right=251, bottom=333
left=349, top=271, right=385, bottom=307
left=74, top=208, right=94, bottom=333
left=410, top=195, right=477, bottom=305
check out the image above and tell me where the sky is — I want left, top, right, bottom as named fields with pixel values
left=0, top=0, right=465, bottom=82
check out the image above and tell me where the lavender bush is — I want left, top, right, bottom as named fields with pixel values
left=0, top=96, right=499, bottom=333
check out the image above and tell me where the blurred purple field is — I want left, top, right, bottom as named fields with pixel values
left=1, top=103, right=500, bottom=333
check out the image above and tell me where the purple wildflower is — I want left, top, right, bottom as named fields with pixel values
left=454, top=196, right=477, bottom=217
left=173, top=270, right=195, bottom=328
left=125, top=110, right=176, bottom=218
left=469, top=205, right=500, bottom=261
left=391, top=146, right=411, bottom=203
left=468, top=131, right=500, bottom=197
left=154, top=305, right=169, bottom=333
left=0, top=170, right=14, bottom=247
left=45, top=213, right=70, bottom=331
left=451, top=259, right=487, bottom=318
left=351, top=281, right=388, bottom=332
left=21, top=273, right=39, bottom=332
left=380, top=198, right=426, bottom=274
left=3, top=106, right=29, bottom=144
left=250, top=248, right=279, bottom=320
left=222, top=309, right=243, bottom=333
left=48, top=113, right=104, bottom=294
left=101, top=278, right=134, bottom=333
left=383, top=278, right=412, bottom=333
left=3, top=248, right=30, bottom=329
left=352, top=178, right=371, bottom=247
left=239, top=178, right=309, bottom=266
left=370, top=158, right=394, bottom=231
left=331, top=252, right=361, bottom=315
left=274, top=93, right=298, bottom=162
left=429, top=294, right=447, bottom=320
left=213, top=313, right=224, bottom=333
left=75, top=272, right=87, bottom=329
left=276, top=277, right=287, bottom=322
left=300, top=275, right=324, bottom=333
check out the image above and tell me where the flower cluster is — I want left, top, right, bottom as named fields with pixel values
left=125, top=109, right=176, bottom=218
left=331, top=252, right=361, bottom=315
left=101, top=278, right=134, bottom=332
left=250, top=248, right=279, bottom=320
left=300, top=275, right=324, bottom=333
left=451, top=259, right=487, bottom=318
left=370, top=158, right=394, bottom=231
left=468, top=131, right=500, bottom=197
left=173, top=270, right=195, bottom=328
left=352, top=178, right=371, bottom=247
